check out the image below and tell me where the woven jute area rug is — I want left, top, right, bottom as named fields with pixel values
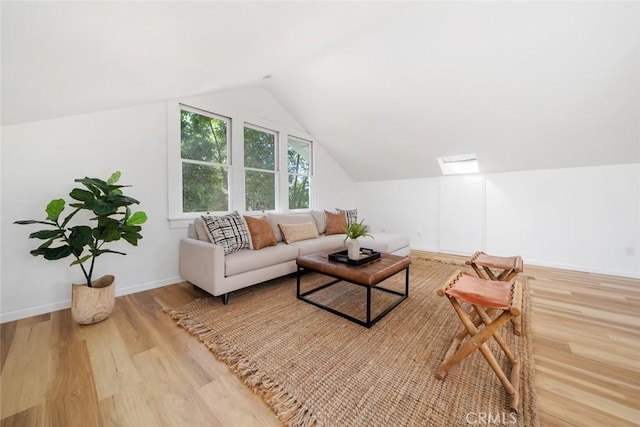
left=169, top=257, right=538, bottom=426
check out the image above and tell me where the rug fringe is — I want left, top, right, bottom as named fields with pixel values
left=409, top=255, right=536, bottom=279
left=409, top=255, right=466, bottom=266
left=168, top=307, right=317, bottom=427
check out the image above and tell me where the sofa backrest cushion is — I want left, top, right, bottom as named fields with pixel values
left=325, top=210, right=347, bottom=235
left=201, top=211, right=251, bottom=255
left=309, top=210, right=327, bottom=234
left=193, top=216, right=212, bottom=242
left=244, top=215, right=277, bottom=250
left=278, top=222, right=320, bottom=244
left=267, top=212, right=316, bottom=242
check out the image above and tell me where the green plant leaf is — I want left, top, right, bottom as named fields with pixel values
left=94, top=249, right=127, bottom=256
left=75, top=178, right=109, bottom=197
left=28, top=229, right=64, bottom=240
left=60, top=207, right=81, bottom=228
left=85, top=198, right=116, bottom=216
left=30, top=245, right=73, bottom=260
left=38, top=239, right=54, bottom=249
left=45, top=199, right=65, bottom=221
left=70, top=254, right=92, bottom=266
left=344, top=219, right=373, bottom=240
left=107, top=195, right=140, bottom=207
left=14, top=220, right=56, bottom=226
left=69, top=188, right=95, bottom=202
left=94, top=218, right=121, bottom=242
left=69, top=226, right=93, bottom=250
left=126, top=211, right=147, bottom=226
left=107, top=171, right=121, bottom=185
left=121, top=231, right=141, bottom=246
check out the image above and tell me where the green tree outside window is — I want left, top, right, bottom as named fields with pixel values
left=288, top=138, right=311, bottom=209
left=180, top=109, right=230, bottom=212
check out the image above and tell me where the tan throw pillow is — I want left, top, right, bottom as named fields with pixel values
left=244, top=216, right=277, bottom=250
left=325, top=210, right=347, bottom=235
left=278, top=222, right=319, bottom=244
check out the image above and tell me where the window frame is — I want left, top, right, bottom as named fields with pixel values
left=179, top=105, right=233, bottom=214
left=167, top=97, right=315, bottom=228
left=243, top=123, right=279, bottom=212
left=287, top=136, right=313, bottom=211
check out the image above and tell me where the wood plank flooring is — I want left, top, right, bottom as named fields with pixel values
left=1, top=252, right=639, bottom=426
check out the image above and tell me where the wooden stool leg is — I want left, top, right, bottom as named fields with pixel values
left=482, top=266, right=499, bottom=280
left=437, top=298, right=513, bottom=380
left=511, top=315, right=523, bottom=336
left=437, top=298, right=521, bottom=411
left=446, top=308, right=487, bottom=356
left=470, top=263, right=487, bottom=279
left=474, top=306, right=517, bottom=364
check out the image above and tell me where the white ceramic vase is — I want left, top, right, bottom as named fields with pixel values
left=347, top=238, right=360, bottom=260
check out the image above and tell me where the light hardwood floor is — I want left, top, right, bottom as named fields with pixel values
left=1, top=252, right=639, bottom=426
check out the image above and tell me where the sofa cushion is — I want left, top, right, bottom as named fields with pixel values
left=244, top=215, right=277, bottom=250
left=267, top=212, right=316, bottom=242
left=278, top=222, right=319, bottom=244
left=360, top=233, right=410, bottom=254
left=194, top=216, right=212, bottom=242
left=202, top=211, right=251, bottom=255
left=224, top=244, right=299, bottom=276
left=337, top=208, right=358, bottom=227
left=325, top=210, right=347, bottom=235
left=309, top=210, right=327, bottom=234
left=290, top=234, right=346, bottom=256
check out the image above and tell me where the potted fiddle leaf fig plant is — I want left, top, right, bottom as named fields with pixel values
left=15, top=171, right=147, bottom=324
left=343, top=219, right=373, bottom=260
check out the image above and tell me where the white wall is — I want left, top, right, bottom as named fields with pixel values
left=356, top=164, right=640, bottom=278
left=1, top=102, right=180, bottom=322
left=0, top=87, right=355, bottom=322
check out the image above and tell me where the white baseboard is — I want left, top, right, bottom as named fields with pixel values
left=409, top=246, right=640, bottom=279
left=0, top=276, right=182, bottom=324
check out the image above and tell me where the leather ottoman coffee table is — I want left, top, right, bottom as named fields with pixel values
left=296, top=251, right=411, bottom=328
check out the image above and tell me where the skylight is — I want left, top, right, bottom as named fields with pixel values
left=437, top=154, right=479, bottom=175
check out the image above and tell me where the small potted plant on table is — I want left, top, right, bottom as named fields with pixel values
left=344, top=219, right=373, bottom=260
left=15, top=171, right=147, bottom=324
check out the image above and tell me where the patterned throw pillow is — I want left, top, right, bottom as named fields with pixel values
left=201, top=211, right=251, bottom=255
left=325, top=210, right=347, bottom=235
left=336, top=208, right=358, bottom=227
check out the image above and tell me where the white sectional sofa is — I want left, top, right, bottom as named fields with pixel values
left=179, top=210, right=410, bottom=304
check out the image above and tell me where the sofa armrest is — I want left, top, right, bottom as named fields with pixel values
left=179, top=237, right=225, bottom=296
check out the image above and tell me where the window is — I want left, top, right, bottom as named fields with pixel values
left=244, top=125, right=277, bottom=211
left=437, top=153, right=479, bottom=175
left=180, top=106, right=231, bottom=212
left=288, top=137, right=312, bottom=209
left=168, top=98, right=316, bottom=224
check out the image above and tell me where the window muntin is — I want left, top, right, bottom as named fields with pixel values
left=288, top=137, right=312, bottom=209
left=180, top=107, right=231, bottom=212
left=244, top=125, right=277, bottom=211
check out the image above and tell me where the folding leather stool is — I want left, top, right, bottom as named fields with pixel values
left=466, top=251, right=524, bottom=335
left=436, top=272, right=523, bottom=412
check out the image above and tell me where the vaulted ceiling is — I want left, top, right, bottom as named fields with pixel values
left=2, top=1, right=638, bottom=181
